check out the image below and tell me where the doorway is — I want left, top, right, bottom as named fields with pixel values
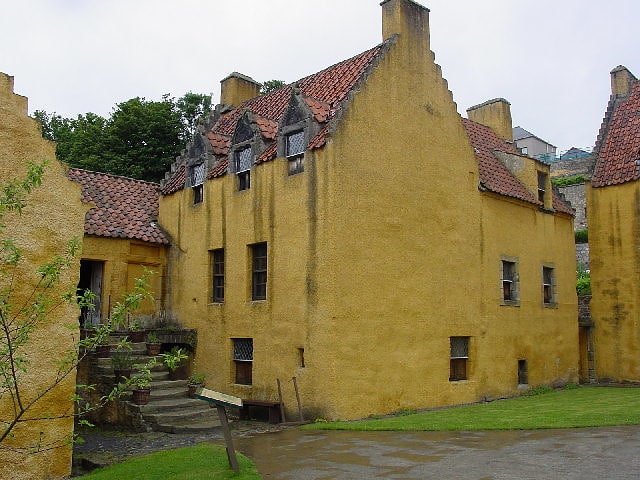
left=78, top=260, right=104, bottom=327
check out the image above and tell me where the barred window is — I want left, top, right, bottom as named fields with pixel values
left=191, top=163, right=206, bottom=204
left=286, top=131, right=305, bottom=175
left=211, top=249, right=224, bottom=303
left=235, top=147, right=252, bottom=191
left=449, top=336, right=469, bottom=381
left=233, top=338, right=253, bottom=385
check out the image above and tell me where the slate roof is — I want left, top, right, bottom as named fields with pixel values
left=591, top=78, right=640, bottom=187
left=68, top=168, right=169, bottom=244
left=161, top=41, right=390, bottom=194
left=463, top=118, right=574, bottom=215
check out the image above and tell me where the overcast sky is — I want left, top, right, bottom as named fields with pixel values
left=2, top=0, right=638, bottom=154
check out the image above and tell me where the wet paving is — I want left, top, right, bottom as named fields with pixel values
left=233, top=426, right=640, bottom=479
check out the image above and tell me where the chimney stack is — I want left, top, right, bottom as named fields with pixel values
left=381, top=0, right=430, bottom=51
left=220, top=72, right=261, bottom=108
left=610, top=65, right=637, bottom=97
left=466, top=98, right=513, bottom=143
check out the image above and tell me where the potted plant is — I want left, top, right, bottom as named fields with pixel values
left=187, top=373, right=205, bottom=398
left=130, top=360, right=155, bottom=405
left=145, top=331, right=161, bottom=356
left=128, top=320, right=146, bottom=343
left=111, top=338, right=134, bottom=382
left=160, top=347, right=189, bottom=380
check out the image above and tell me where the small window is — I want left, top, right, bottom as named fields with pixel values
left=233, top=338, right=253, bottom=385
left=542, top=266, right=556, bottom=305
left=211, top=249, right=224, bottom=303
left=521, top=146, right=528, bottom=155
left=449, top=336, right=469, bottom=381
left=235, top=147, right=252, bottom=191
left=251, top=242, right=267, bottom=301
left=286, top=131, right=305, bottom=175
left=298, top=348, right=305, bottom=368
left=518, top=359, right=528, bottom=385
left=537, top=171, right=548, bottom=204
left=191, top=163, right=206, bottom=205
left=501, top=258, right=519, bottom=305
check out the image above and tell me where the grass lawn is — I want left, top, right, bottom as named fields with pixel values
left=303, top=386, right=640, bottom=431
left=79, top=443, right=260, bottom=480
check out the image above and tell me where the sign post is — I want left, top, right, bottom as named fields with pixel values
left=195, top=388, right=243, bottom=473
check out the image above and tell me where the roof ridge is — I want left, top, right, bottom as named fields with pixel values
left=68, top=167, right=161, bottom=186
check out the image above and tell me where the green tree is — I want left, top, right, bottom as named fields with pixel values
left=34, top=91, right=212, bottom=183
left=260, top=79, right=286, bottom=94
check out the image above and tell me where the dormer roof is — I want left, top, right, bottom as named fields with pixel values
left=592, top=76, right=640, bottom=187
left=161, top=41, right=390, bottom=195
left=463, top=118, right=573, bottom=215
left=68, top=168, right=169, bottom=244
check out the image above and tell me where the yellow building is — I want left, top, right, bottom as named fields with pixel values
left=0, top=73, right=87, bottom=479
left=68, top=169, right=169, bottom=328
left=587, top=66, right=640, bottom=382
left=158, top=0, right=578, bottom=421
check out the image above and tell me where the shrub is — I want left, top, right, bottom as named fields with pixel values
left=577, top=269, right=591, bottom=295
left=552, top=175, right=585, bottom=187
left=575, top=229, right=588, bottom=243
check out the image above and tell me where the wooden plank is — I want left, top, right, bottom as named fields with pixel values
left=195, top=388, right=243, bottom=408
left=216, top=405, right=239, bottom=473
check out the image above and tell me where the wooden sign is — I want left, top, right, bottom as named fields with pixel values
left=195, top=388, right=243, bottom=408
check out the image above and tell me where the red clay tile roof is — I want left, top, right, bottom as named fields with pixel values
left=162, top=41, right=389, bottom=194
left=463, top=118, right=573, bottom=215
left=592, top=79, right=640, bottom=187
left=68, top=168, right=169, bottom=244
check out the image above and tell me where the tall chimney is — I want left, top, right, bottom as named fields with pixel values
left=466, top=98, right=513, bottom=143
left=220, top=72, right=261, bottom=108
left=381, top=0, right=430, bottom=51
left=610, top=65, right=637, bottom=97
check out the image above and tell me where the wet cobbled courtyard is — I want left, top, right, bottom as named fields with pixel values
left=76, top=424, right=640, bottom=479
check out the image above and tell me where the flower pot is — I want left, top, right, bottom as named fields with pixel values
left=169, top=365, right=189, bottom=381
left=146, top=343, right=161, bottom=356
left=129, top=330, right=146, bottom=343
left=132, top=388, right=151, bottom=405
left=95, top=344, right=112, bottom=358
left=187, top=383, right=203, bottom=398
left=114, top=368, right=132, bottom=383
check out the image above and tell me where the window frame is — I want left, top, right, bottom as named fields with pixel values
left=500, top=256, right=519, bottom=306
left=232, top=338, right=253, bottom=385
left=449, top=336, right=470, bottom=382
left=537, top=171, right=548, bottom=204
left=211, top=248, right=224, bottom=304
left=285, top=130, right=305, bottom=175
left=234, top=145, right=253, bottom=191
left=190, top=163, right=206, bottom=205
left=251, top=242, right=267, bottom=301
left=542, top=264, right=557, bottom=307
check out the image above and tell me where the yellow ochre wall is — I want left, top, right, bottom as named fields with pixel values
left=81, top=237, right=167, bottom=321
left=587, top=180, right=640, bottom=381
left=0, top=72, right=87, bottom=479
left=159, top=0, right=577, bottom=420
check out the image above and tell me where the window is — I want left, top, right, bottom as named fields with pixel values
left=298, top=348, right=305, bottom=368
left=191, top=163, right=206, bottom=205
left=211, top=249, right=224, bottom=303
left=537, top=171, right=548, bottom=204
left=518, top=359, right=528, bottom=385
left=251, top=242, right=267, bottom=301
left=542, top=266, right=556, bottom=305
left=286, top=130, right=305, bottom=175
left=449, top=336, right=469, bottom=381
left=233, top=338, right=253, bottom=385
left=521, top=146, right=528, bottom=155
left=235, top=146, right=252, bottom=191
left=501, top=258, right=519, bottom=305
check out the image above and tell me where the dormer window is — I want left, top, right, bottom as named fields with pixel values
left=235, top=146, right=252, bottom=191
left=190, top=163, right=205, bottom=205
left=537, top=171, right=548, bottom=204
left=286, top=130, right=305, bottom=175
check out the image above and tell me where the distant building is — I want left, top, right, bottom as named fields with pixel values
left=513, top=125, right=557, bottom=162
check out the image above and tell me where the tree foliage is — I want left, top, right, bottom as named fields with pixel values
left=0, top=163, right=155, bottom=454
left=34, top=92, right=212, bottom=183
left=260, top=79, right=286, bottom=94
